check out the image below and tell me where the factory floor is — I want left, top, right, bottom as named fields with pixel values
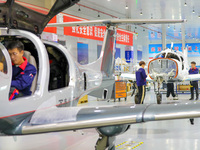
left=1, top=89, right=200, bottom=150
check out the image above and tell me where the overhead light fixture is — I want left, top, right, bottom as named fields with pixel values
left=78, top=6, right=81, bottom=11
left=98, top=12, right=100, bottom=17
left=125, top=5, right=128, bottom=9
left=184, top=2, right=187, bottom=6
left=193, top=7, right=195, bottom=13
left=140, top=9, right=143, bottom=15
left=107, top=0, right=111, bottom=1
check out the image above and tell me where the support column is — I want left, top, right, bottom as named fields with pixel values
left=181, top=24, right=186, bottom=50
left=162, top=24, right=166, bottom=50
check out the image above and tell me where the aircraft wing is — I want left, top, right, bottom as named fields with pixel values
left=183, top=74, right=200, bottom=81
left=120, top=73, right=152, bottom=82
left=11, top=101, right=200, bottom=135
left=47, top=19, right=186, bottom=27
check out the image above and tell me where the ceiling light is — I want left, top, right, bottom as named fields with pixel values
left=78, top=6, right=81, bottom=11
left=125, top=5, right=128, bottom=9
left=184, top=2, right=187, bottom=6
left=193, top=8, right=195, bottom=13
left=107, top=0, right=111, bottom=1
left=140, top=9, right=143, bottom=15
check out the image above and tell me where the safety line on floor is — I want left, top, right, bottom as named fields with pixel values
left=115, top=141, right=144, bottom=149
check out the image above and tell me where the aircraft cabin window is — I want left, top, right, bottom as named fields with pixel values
left=0, top=49, right=7, bottom=74
left=155, top=53, right=166, bottom=59
left=166, top=53, right=180, bottom=61
left=46, top=45, right=69, bottom=91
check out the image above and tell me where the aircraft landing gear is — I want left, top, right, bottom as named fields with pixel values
left=155, top=77, right=163, bottom=104
left=95, top=135, right=115, bottom=150
left=156, top=93, right=162, bottom=104
left=95, top=125, right=130, bottom=150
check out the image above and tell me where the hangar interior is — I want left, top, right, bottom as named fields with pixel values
left=1, top=0, right=200, bottom=150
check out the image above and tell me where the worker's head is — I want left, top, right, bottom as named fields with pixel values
left=139, top=61, right=146, bottom=68
left=191, top=61, right=196, bottom=69
left=7, top=41, right=24, bottom=65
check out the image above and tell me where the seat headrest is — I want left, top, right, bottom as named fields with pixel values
left=23, top=51, right=31, bottom=61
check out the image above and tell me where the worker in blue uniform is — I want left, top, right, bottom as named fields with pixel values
left=136, top=61, right=147, bottom=104
left=189, top=61, right=199, bottom=100
left=7, top=41, right=37, bottom=100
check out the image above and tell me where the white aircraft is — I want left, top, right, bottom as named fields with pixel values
left=121, top=44, right=200, bottom=104
left=1, top=0, right=200, bottom=149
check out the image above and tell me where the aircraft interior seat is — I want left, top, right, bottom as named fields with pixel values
left=23, top=50, right=37, bottom=94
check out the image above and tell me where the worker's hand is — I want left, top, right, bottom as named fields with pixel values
left=0, top=62, right=3, bottom=72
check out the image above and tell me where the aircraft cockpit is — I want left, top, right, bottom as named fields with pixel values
left=166, top=52, right=180, bottom=61
left=0, top=35, right=70, bottom=101
left=155, top=52, right=166, bottom=58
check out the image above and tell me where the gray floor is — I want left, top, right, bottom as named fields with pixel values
left=1, top=89, right=200, bottom=150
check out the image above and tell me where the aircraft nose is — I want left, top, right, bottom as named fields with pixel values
left=148, top=59, right=178, bottom=79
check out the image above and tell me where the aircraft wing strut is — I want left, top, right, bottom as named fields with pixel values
left=47, top=19, right=186, bottom=27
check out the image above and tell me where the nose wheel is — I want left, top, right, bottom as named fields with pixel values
left=155, top=77, right=162, bottom=104
left=156, top=93, right=162, bottom=104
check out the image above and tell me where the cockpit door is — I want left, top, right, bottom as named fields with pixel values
left=0, top=0, right=79, bottom=34
left=0, top=42, right=12, bottom=100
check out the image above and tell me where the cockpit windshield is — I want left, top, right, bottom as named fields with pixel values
left=0, top=49, right=7, bottom=74
left=155, top=53, right=166, bottom=59
left=166, top=52, right=180, bottom=61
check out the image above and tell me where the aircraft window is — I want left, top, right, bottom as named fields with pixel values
left=155, top=53, right=166, bottom=58
left=15, top=0, right=56, bottom=15
left=45, top=45, right=69, bottom=91
left=166, top=53, right=180, bottom=61
left=0, top=49, right=7, bottom=74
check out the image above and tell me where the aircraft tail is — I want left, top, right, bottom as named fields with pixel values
left=85, top=27, right=116, bottom=99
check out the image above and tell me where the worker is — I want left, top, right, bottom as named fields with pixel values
left=189, top=61, right=199, bottom=100
left=136, top=61, right=147, bottom=104
left=166, top=82, right=177, bottom=100
left=7, top=41, right=37, bottom=100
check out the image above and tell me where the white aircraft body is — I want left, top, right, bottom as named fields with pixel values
left=1, top=0, right=200, bottom=149
left=121, top=46, right=200, bottom=104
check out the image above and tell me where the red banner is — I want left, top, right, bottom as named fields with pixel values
left=43, top=16, right=57, bottom=34
left=17, top=0, right=133, bottom=46
left=63, top=15, right=133, bottom=46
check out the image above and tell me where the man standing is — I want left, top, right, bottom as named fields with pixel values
left=189, top=61, right=199, bottom=100
left=166, top=83, right=177, bottom=100
left=136, top=61, right=147, bottom=104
